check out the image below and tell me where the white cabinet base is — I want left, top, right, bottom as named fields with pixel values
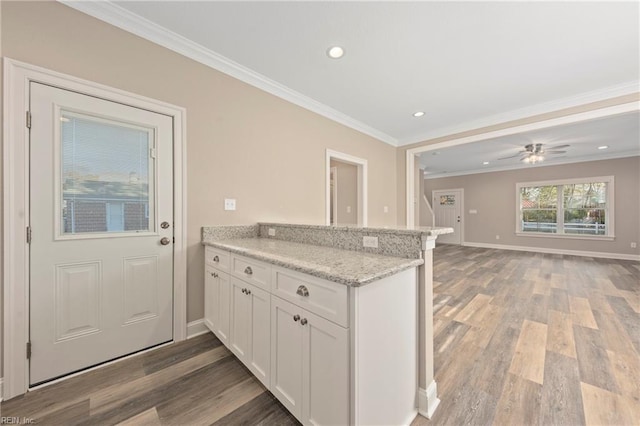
left=350, top=267, right=418, bottom=426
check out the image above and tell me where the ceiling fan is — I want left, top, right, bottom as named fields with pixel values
left=498, top=143, right=569, bottom=164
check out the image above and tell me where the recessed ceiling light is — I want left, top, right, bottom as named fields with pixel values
left=327, top=46, right=345, bottom=59
left=413, top=111, right=425, bottom=117
left=483, top=161, right=490, bottom=165
left=598, top=145, right=609, bottom=150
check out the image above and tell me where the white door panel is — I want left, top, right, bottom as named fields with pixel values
left=29, top=82, right=174, bottom=384
left=433, top=189, right=462, bottom=244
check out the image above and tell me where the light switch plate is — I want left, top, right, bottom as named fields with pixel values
left=268, top=228, right=276, bottom=236
left=224, top=198, right=236, bottom=211
left=363, top=236, right=379, bottom=248
left=469, top=209, right=478, bottom=214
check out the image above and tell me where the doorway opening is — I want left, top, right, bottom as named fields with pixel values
left=325, top=150, right=367, bottom=227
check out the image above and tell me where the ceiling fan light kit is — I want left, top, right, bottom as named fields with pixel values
left=498, top=143, right=570, bottom=164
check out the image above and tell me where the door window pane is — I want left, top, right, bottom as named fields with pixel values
left=61, top=111, right=154, bottom=235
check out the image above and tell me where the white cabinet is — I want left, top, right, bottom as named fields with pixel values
left=204, top=266, right=231, bottom=346
left=271, top=295, right=349, bottom=425
left=204, top=246, right=418, bottom=425
left=230, top=276, right=271, bottom=387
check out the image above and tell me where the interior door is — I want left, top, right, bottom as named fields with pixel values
left=433, top=189, right=462, bottom=244
left=29, top=82, right=174, bottom=385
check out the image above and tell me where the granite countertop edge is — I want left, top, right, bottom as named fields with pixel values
left=258, top=222, right=453, bottom=237
left=203, top=239, right=424, bottom=287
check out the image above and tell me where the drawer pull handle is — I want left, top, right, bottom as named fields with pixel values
left=213, top=255, right=219, bottom=263
left=293, top=314, right=300, bottom=322
left=300, top=318, right=308, bottom=326
left=296, top=285, right=309, bottom=297
left=244, top=266, right=253, bottom=275
left=211, top=272, right=219, bottom=278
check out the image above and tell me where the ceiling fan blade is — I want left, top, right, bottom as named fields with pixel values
left=498, top=153, right=526, bottom=160
left=546, top=150, right=567, bottom=154
left=547, top=144, right=570, bottom=149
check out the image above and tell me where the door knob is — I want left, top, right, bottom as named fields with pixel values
left=160, top=237, right=171, bottom=245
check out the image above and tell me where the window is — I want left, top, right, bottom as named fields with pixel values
left=516, top=176, right=614, bottom=239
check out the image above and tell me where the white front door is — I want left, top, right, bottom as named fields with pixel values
left=29, top=82, right=174, bottom=385
left=433, top=189, right=463, bottom=244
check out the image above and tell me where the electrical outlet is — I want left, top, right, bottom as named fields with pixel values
left=632, top=242, right=637, bottom=248
left=495, top=235, right=500, bottom=240
left=268, top=228, right=276, bottom=236
left=384, top=206, right=389, bottom=213
left=224, top=198, right=236, bottom=211
left=346, top=206, right=351, bottom=213
left=469, top=209, right=478, bottom=214
left=363, top=236, right=379, bottom=248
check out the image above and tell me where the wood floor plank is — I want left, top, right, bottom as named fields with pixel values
left=587, top=289, right=615, bottom=314
left=546, top=310, right=577, bottom=358
left=115, top=407, right=161, bottom=426
left=606, top=349, right=640, bottom=406
left=573, top=325, right=620, bottom=393
left=540, top=351, right=585, bottom=426
left=159, top=377, right=265, bottom=425
left=606, top=295, right=640, bottom=354
left=509, top=320, right=548, bottom=385
left=453, top=293, right=492, bottom=325
left=212, top=390, right=299, bottom=426
left=619, top=289, right=640, bottom=314
left=90, top=345, right=231, bottom=414
left=581, top=381, right=638, bottom=426
left=569, top=295, right=599, bottom=329
left=493, top=373, right=542, bottom=426
left=549, top=288, right=571, bottom=313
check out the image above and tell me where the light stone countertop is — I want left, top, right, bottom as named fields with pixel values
left=203, top=238, right=424, bottom=287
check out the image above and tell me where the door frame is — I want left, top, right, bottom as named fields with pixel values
left=3, top=58, right=188, bottom=399
left=325, top=149, right=367, bottom=227
left=431, top=188, right=464, bottom=244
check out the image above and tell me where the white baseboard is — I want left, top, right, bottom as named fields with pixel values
left=417, top=380, right=440, bottom=419
left=187, top=319, right=209, bottom=339
left=462, top=242, right=640, bottom=261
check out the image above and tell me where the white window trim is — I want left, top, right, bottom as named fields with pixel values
left=515, top=175, right=615, bottom=240
left=3, top=58, right=188, bottom=399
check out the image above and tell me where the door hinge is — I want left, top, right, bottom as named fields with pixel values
left=26, top=111, right=32, bottom=129
left=26, top=341, right=32, bottom=359
left=26, top=226, right=32, bottom=244
left=149, top=148, right=156, bottom=158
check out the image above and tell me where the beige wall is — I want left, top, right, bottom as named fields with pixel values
left=330, top=159, right=358, bottom=225
left=424, top=156, right=640, bottom=256
left=1, top=1, right=398, bottom=326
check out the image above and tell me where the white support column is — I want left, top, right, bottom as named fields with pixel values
left=417, top=235, right=440, bottom=418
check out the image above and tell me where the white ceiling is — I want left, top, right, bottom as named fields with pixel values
left=64, top=1, right=639, bottom=171
left=420, top=111, right=640, bottom=178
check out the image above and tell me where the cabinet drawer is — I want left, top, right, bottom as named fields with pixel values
left=232, top=255, right=271, bottom=291
left=272, top=267, right=348, bottom=327
left=205, top=246, right=230, bottom=271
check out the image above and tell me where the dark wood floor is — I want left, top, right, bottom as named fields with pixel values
left=3, top=245, right=638, bottom=425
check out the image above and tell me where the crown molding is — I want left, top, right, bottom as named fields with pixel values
left=401, top=81, right=640, bottom=147
left=423, top=151, right=639, bottom=180
left=58, top=0, right=398, bottom=146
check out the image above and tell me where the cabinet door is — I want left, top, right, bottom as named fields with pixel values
left=247, top=283, right=271, bottom=387
left=204, top=266, right=217, bottom=333
left=302, top=309, right=349, bottom=426
left=215, top=271, right=231, bottom=346
left=230, top=277, right=251, bottom=359
left=271, top=296, right=304, bottom=420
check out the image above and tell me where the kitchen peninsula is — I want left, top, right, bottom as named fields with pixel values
left=201, top=223, right=452, bottom=425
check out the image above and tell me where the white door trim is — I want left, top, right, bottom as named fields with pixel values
left=325, top=149, right=368, bottom=227
left=432, top=189, right=464, bottom=244
left=2, top=58, right=188, bottom=399
left=405, top=100, right=640, bottom=228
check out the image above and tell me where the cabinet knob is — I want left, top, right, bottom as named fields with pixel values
left=300, top=318, right=308, bottom=326
left=241, top=288, right=246, bottom=294
left=293, top=314, right=300, bottom=322
left=246, top=289, right=251, bottom=295
left=296, top=285, right=309, bottom=297
left=211, top=272, right=219, bottom=278
left=244, top=266, right=253, bottom=275
left=213, top=255, right=219, bottom=262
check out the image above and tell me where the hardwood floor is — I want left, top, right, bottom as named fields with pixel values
left=415, top=244, right=640, bottom=426
left=2, top=245, right=638, bottom=425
